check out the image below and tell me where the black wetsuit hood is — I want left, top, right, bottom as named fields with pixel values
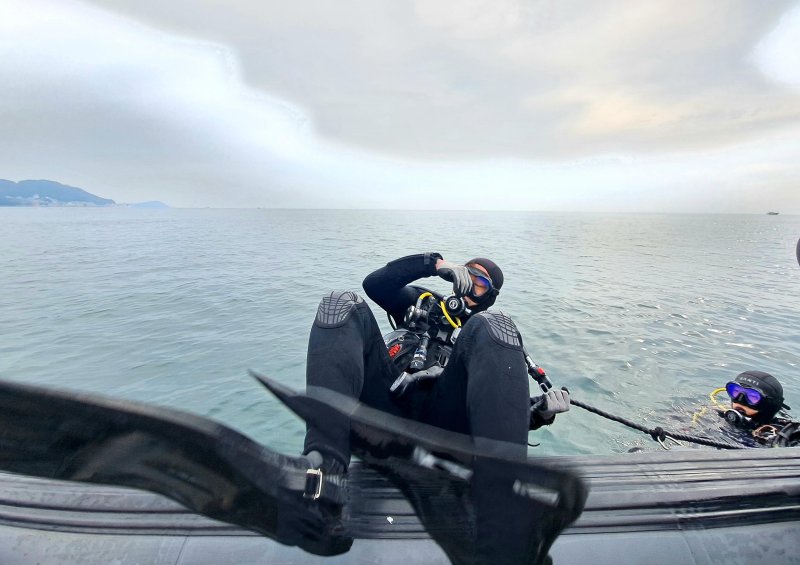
left=466, top=257, right=504, bottom=311
left=733, top=371, right=786, bottom=424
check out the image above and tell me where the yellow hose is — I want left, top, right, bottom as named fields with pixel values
left=439, top=300, right=461, bottom=329
left=691, top=387, right=729, bottom=426
left=417, top=291, right=433, bottom=303
left=709, top=387, right=728, bottom=410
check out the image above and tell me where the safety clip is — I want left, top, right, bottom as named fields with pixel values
left=657, top=435, right=684, bottom=450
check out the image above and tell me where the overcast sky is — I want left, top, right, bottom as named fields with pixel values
left=2, top=0, right=800, bottom=211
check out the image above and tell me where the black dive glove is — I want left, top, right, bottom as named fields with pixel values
left=436, top=260, right=473, bottom=297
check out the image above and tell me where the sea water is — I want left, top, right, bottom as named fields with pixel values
left=1, top=208, right=798, bottom=456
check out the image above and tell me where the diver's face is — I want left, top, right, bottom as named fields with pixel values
left=464, top=263, right=491, bottom=307
left=731, top=401, right=759, bottom=418
left=726, top=381, right=764, bottom=418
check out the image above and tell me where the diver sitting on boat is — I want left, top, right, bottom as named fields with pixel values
left=294, top=252, right=571, bottom=559
left=716, top=370, right=798, bottom=448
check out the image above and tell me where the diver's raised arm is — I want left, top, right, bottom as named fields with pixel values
left=362, top=252, right=442, bottom=320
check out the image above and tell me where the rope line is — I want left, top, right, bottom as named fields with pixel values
left=568, top=397, right=743, bottom=450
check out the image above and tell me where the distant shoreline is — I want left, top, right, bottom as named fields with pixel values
left=0, top=179, right=167, bottom=208
left=0, top=202, right=170, bottom=210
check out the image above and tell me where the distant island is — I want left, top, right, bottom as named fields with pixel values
left=128, top=201, right=170, bottom=209
left=0, top=179, right=167, bottom=208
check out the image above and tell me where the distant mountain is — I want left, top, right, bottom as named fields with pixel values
left=0, top=179, right=115, bottom=206
left=129, top=200, right=169, bottom=209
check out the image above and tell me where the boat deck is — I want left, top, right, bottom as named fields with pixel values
left=1, top=449, right=798, bottom=564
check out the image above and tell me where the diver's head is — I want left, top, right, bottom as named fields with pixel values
left=725, top=371, right=785, bottom=424
left=463, top=258, right=503, bottom=312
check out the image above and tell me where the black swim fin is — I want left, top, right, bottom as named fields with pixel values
left=253, top=371, right=588, bottom=565
left=0, top=378, right=352, bottom=556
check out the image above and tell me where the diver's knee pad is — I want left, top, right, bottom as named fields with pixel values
left=473, top=310, right=522, bottom=349
left=315, top=290, right=364, bottom=328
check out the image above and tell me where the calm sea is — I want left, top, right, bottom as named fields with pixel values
left=1, top=208, right=799, bottom=456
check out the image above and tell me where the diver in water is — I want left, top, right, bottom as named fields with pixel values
left=718, top=370, right=798, bottom=448
left=294, top=252, right=570, bottom=560
left=302, top=253, right=568, bottom=468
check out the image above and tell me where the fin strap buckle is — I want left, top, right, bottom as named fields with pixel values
left=304, top=468, right=324, bottom=500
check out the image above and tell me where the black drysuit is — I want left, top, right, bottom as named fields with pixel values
left=303, top=252, right=545, bottom=466
left=302, top=252, right=563, bottom=564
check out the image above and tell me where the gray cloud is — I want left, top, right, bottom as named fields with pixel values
left=85, top=0, right=800, bottom=159
left=1, top=0, right=799, bottom=212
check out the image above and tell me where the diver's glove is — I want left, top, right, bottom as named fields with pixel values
left=532, top=389, right=571, bottom=420
left=436, top=260, right=473, bottom=297
left=389, top=366, right=444, bottom=398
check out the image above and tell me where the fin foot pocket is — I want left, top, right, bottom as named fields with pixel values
left=253, top=370, right=587, bottom=565
left=0, top=378, right=353, bottom=557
